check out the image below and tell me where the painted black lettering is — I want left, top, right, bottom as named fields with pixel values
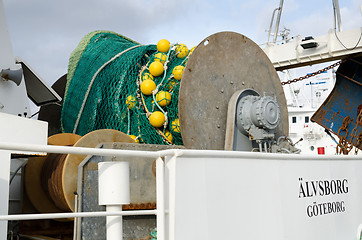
left=312, top=203, right=319, bottom=216
left=311, top=181, right=318, bottom=196
left=299, top=182, right=306, bottom=198
left=306, top=182, right=313, bottom=197
left=324, top=180, right=330, bottom=195
left=341, top=201, right=345, bottom=212
left=327, top=202, right=332, bottom=213
left=331, top=202, right=336, bottom=212
left=342, top=179, right=348, bottom=193
left=336, top=180, right=342, bottom=194
left=330, top=180, right=337, bottom=194
left=322, top=203, right=327, bottom=214
left=319, top=181, right=325, bottom=196
left=307, top=205, right=313, bottom=217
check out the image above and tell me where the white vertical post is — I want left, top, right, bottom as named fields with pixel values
left=73, top=194, right=79, bottom=240
left=156, top=157, right=165, bottom=240
left=0, top=150, right=10, bottom=240
left=98, top=162, right=130, bottom=240
left=105, top=205, right=123, bottom=239
left=356, top=223, right=362, bottom=240
left=273, top=0, right=284, bottom=43
left=333, top=0, right=342, bottom=32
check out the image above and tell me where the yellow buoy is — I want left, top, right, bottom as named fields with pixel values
left=189, top=46, right=196, bottom=56
left=140, top=79, right=156, bottom=95
left=149, top=111, right=166, bottom=128
left=166, top=80, right=176, bottom=91
left=164, top=130, right=173, bottom=143
left=175, top=44, right=189, bottom=58
left=125, top=95, right=136, bottom=109
left=155, top=91, right=172, bottom=107
left=157, top=39, right=170, bottom=52
left=170, top=118, right=180, bottom=133
left=172, top=65, right=185, bottom=80
left=154, top=52, right=167, bottom=64
left=129, top=135, right=139, bottom=143
left=149, top=61, right=164, bottom=77
left=142, top=72, right=154, bottom=81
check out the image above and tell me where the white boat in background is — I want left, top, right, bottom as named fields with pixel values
left=262, top=0, right=361, bottom=155
left=284, top=69, right=339, bottom=155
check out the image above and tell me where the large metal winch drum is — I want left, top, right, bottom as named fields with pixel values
left=179, top=32, right=288, bottom=150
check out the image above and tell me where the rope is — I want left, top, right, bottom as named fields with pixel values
left=72, top=45, right=142, bottom=133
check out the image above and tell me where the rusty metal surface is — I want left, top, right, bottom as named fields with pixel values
left=179, top=32, right=288, bottom=150
left=79, top=143, right=183, bottom=240
left=311, top=56, right=362, bottom=150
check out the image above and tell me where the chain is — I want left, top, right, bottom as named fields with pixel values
left=336, top=116, right=353, bottom=155
left=281, top=60, right=345, bottom=85
left=281, top=57, right=360, bottom=154
left=352, top=107, right=362, bottom=154
left=356, top=133, right=362, bottom=154
left=336, top=108, right=362, bottom=155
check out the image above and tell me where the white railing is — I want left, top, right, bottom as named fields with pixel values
left=0, top=142, right=168, bottom=240
left=0, top=141, right=362, bottom=240
left=0, top=210, right=158, bottom=221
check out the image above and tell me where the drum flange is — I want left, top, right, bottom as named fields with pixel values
left=179, top=32, right=288, bottom=150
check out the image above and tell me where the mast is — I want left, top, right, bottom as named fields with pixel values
left=273, top=0, right=284, bottom=43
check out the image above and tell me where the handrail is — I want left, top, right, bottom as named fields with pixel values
left=0, top=210, right=158, bottom=221
left=0, top=141, right=360, bottom=160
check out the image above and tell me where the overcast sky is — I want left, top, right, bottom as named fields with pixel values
left=3, top=0, right=362, bottom=86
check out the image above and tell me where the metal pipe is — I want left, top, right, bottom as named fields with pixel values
left=157, top=149, right=361, bottom=161
left=356, top=223, right=362, bottom=240
left=18, top=234, right=50, bottom=240
left=333, top=0, right=342, bottom=32
left=0, top=141, right=360, bottom=161
left=99, top=162, right=130, bottom=240
left=9, top=159, right=27, bottom=185
left=0, top=141, right=160, bottom=158
left=156, top=158, right=165, bottom=240
left=98, top=162, right=130, bottom=205
left=333, top=0, right=337, bottom=31
left=264, top=142, right=268, bottom=153
left=73, top=194, right=79, bottom=240
left=0, top=210, right=157, bottom=221
left=106, top=205, right=123, bottom=240
left=273, top=0, right=284, bottom=43
left=267, top=8, right=279, bottom=43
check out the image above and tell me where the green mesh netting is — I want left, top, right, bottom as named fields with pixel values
left=61, top=31, right=192, bottom=145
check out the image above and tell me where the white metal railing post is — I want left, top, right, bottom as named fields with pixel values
left=356, top=223, right=362, bottom=240
left=98, top=162, right=130, bottom=240
left=156, top=157, right=165, bottom=240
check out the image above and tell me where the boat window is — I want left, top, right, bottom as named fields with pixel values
left=292, top=116, right=296, bottom=123
left=305, top=116, right=309, bottom=123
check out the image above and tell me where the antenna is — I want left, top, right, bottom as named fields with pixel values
left=332, top=0, right=342, bottom=32
left=267, top=0, right=285, bottom=44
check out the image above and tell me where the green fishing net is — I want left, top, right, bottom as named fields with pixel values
left=61, top=31, right=193, bottom=145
